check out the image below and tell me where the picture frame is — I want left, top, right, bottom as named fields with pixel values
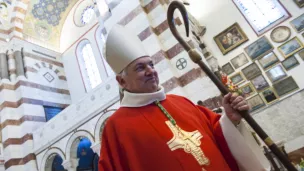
left=298, top=48, right=304, bottom=61
left=273, top=76, right=299, bottom=97
left=266, top=65, right=287, bottom=83
left=251, top=75, right=270, bottom=92
left=242, top=63, right=262, bottom=80
left=258, top=52, right=280, bottom=70
left=240, top=83, right=256, bottom=98
left=229, top=72, right=245, bottom=85
left=260, top=87, right=279, bottom=104
left=282, top=56, right=300, bottom=71
left=222, top=62, right=234, bottom=75
left=214, top=23, right=249, bottom=55
left=278, top=37, right=304, bottom=58
left=247, top=94, right=266, bottom=112
left=270, top=26, right=291, bottom=43
left=293, top=0, right=304, bottom=8
left=231, top=53, right=249, bottom=69
left=290, top=13, right=304, bottom=32
left=244, top=36, right=273, bottom=61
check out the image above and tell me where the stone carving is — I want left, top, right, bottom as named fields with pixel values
left=176, top=58, right=187, bottom=70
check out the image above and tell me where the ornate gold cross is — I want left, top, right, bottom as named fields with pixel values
left=166, top=121, right=210, bottom=166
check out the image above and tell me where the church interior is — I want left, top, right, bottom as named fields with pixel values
left=0, top=0, right=303, bottom=170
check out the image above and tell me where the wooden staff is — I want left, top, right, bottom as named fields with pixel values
left=167, top=1, right=296, bottom=170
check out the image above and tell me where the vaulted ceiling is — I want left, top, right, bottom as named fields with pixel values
left=0, top=0, right=80, bottom=51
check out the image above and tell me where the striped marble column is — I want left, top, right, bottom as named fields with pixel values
left=0, top=47, right=9, bottom=80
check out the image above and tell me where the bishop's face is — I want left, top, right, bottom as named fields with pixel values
left=117, top=56, right=159, bottom=93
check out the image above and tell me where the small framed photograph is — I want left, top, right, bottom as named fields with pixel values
left=258, top=52, right=280, bottom=70
left=222, top=62, right=234, bottom=75
left=293, top=0, right=304, bottom=8
left=251, top=75, right=270, bottom=92
left=240, top=83, right=256, bottom=98
left=266, top=65, right=287, bottom=83
left=260, top=88, right=279, bottom=104
left=214, top=23, right=249, bottom=55
left=278, top=37, right=304, bottom=58
left=282, top=56, right=300, bottom=71
left=231, top=53, right=249, bottom=69
left=247, top=94, right=266, bottom=112
left=245, top=36, right=273, bottom=61
left=298, top=49, right=304, bottom=61
left=242, top=63, right=262, bottom=80
left=290, top=13, right=304, bottom=32
left=229, top=72, right=245, bottom=85
left=273, top=76, right=299, bottom=97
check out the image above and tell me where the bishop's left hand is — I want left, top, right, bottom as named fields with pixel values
left=222, top=93, right=250, bottom=126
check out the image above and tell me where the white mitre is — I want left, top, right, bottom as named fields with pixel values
left=105, top=25, right=149, bottom=74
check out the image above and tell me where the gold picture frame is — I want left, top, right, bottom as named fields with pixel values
left=260, top=87, right=279, bottom=105
left=214, top=23, right=248, bottom=55
left=229, top=72, right=246, bottom=85
left=278, top=37, right=304, bottom=58
left=240, top=82, right=256, bottom=99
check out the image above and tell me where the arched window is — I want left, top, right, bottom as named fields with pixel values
left=77, top=40, right=102, bottom=91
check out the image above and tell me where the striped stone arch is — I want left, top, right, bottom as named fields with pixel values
left=40, top=147, right=66, bottom=171
left=65, top=130, right=95, bottom=161
left=94, top=110, right=115, bottom=142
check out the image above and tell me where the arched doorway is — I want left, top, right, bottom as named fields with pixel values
left=45, top=153, right=66, bottom=171
left=76, top=137, right=98, bottom=171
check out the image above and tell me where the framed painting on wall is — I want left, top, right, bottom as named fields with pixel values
left=282, top=56, right=300, bottom=71
left=298, top=48, right=304, bottom=60
left=247, top=94, right=266, bottom=112
left=244, top=36, right=273, bottom=61
left=273, top=76, right=299, bottom=97
left=260, top=87, right=279, bottom=104
left=240, top=83, right=256, bottom=98
left=231, top=53, right=249, bottom=69
left=258, top=52, right=280, bottom=70
left=266, top=65, right=287, bottom=83
left=293, top=0, right=304, bottom=8
left=290, top=13, right=304, bottom=32
left=241, top=63, right=262, bottom=80
left=222, top=62, right=235, bottom=75
left=230, top=72, right=245, bottom=85
left=214, top=23, right=249, bottom=55
left=251, top=75, right=270, bottom=92
left=278, top=37, right=304, bottom=58
left=270, top=26, right=291, bottom=43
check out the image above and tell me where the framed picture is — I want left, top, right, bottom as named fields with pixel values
left=294, top=0, right=304, bottom=8
left=230, top=72, right=245, bottom=85
left=242, top=63, right=262, bottom=80
left=266, top=65, right=287, bottom=83
left=298, top=48, right=304, bottom=61
left=273, top=76, right=299, bottom=97
left=231, top=53, right=249, bottom=69
left=244, top=36, right=273, bottom=61
left=282, top=56, right=300, bottom=71
left=214, top=23, right=249, bottom=55
left=260, top=88, right=279, bottom=104
left=247, top=95, right=266, bottom=112
left=258, top=52, right=280, bottom=70
left=251, top=75, right=270, bottom=91
left=290, top=13, right=304, bottom=32
left=270, top=26, right=291, bottom=43
left=240, top=83, right=256, bottom=98
left=222, top=62, right=234, bottom=75
left=278, top=37, right=304, bottom=58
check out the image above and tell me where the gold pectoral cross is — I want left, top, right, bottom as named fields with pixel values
left=166, top=121, right=210, bottom=166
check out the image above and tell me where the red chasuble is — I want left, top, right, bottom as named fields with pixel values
left=99, top=95, right=240, bottom=171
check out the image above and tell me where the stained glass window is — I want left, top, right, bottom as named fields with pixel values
left=233, top=0, right=290, bottom=35
left=78, top=41, right=102, bottom=91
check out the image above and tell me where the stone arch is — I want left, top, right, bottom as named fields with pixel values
left=40, top=147, right=66, bottom=171
left=65, top=130, right=95, bottom=161
left=94, top=110, right=115, bottom=142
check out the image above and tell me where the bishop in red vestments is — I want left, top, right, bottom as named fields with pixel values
left=99, top=25, right=270, bottom=171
